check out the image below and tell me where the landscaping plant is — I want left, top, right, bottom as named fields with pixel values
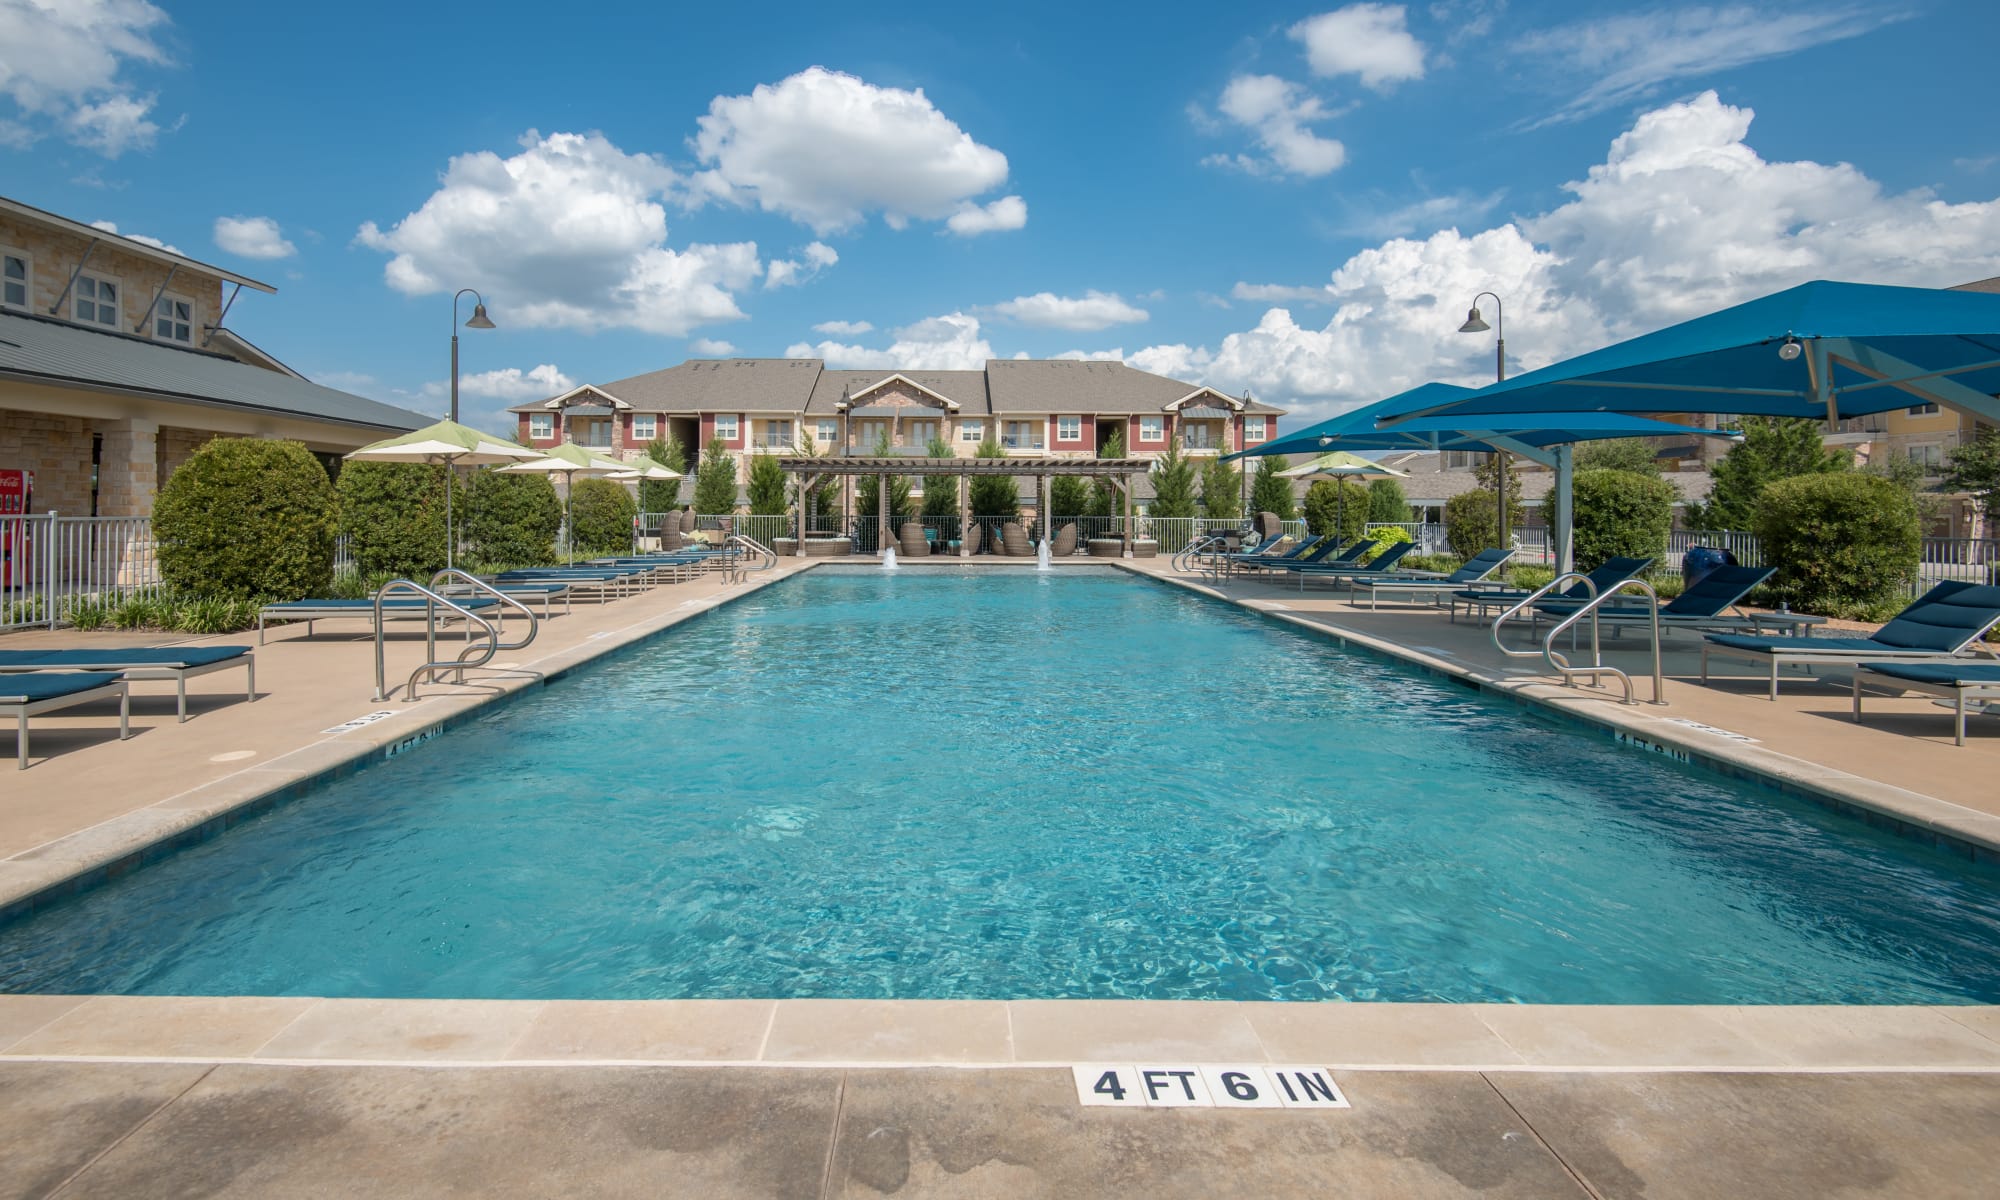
left=1688, top=416, right=1847, bottom=530
left=1570, top=469, right=1676, bottom=571
left=337, top=460, right=459, bottom=577
left=1249, top=455, right=1296, bottom=521
left=465, top=469, right=561, bottom=566
left=692, top=436, right=738, bottom=514
left=569, top=478, right=638, bottom=555
left=1753, top=472, right=1919, bottom=619
left=154, top=437, right=338, bottom=601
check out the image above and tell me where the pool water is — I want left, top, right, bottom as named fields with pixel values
left=3, top=566, right=1998, bottom=1003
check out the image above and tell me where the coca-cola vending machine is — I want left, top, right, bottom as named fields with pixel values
left=0, top=469, right=31, bottom=590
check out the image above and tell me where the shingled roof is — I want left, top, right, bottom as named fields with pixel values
left=517, top=358, right=823, bottom=414
left=986, top=360, right=1282, bottom=415
left=803, top=369, right=990, bottom=415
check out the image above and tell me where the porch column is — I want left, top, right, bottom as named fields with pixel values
left=1122, top=472, right=1133, bottom=557
left=958, top=474, right=970, bottom=557
left=793, top=469, right=805, bottom=556
left=95, top=417, right=159, bottom=518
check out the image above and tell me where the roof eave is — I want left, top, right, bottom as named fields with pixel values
left=0, top=195, right=278, bottom=294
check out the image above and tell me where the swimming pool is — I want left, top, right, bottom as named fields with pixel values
left=3, top=566, right=1997, bottom=1003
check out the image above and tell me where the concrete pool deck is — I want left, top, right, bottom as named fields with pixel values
left=2, top=553, right=1999, bottom=1196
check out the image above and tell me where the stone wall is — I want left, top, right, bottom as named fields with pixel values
left=156, top=427, right=216, bottom=490
left=0, top=215, right=224, bottom=341
left=0, top=410, right=95, bottom=514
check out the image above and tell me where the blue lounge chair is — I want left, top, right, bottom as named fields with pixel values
left=1701, top=581, right=2000, bottom=700
left=1235, top=534, right=1353, bottom=575
left=1852, top=662, right=2000, bottom=746
left=0, top=646, right=252, bottom=722
left=1280, top=541, right=1416, bottom=587
left=1223, top=532, right=1330, bottom=571
left=3, top=671, right=128, bottom=769
left=1450, top=557, right=1656, bottom=624
left=1346, top=548, right=1517, bottom=610
left=1534, top=565, right=1778, bottom=637
left=258, top=596, right=503, bottom=643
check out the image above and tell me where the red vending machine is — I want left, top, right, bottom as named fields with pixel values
left=0, top=469, right=32, bottom=590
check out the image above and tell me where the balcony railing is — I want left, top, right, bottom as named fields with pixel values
left=1001, top=437, right=1045, bottom=451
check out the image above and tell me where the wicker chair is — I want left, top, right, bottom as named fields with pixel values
left=899, top=521, right=931, bottom=557
left=1256, top=511, right=1282, bottom=541
left=679, top=509, right=698, bottom=534
left=1001, top=522, right=1033, bottom=556
left=1051, top=523, right=1078, bottom=556
left=962, top=523, right=983, bottom=556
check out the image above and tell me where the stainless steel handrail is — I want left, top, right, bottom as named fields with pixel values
left=372, top=580, right=499, bottom=702
left=1176, top=532, right=1231, bottom=575
left=1541, top=579, right=1667, bottom=705
left=429, top=569, right=540, bottom=661
left=723, top=534, right=776, bottom=583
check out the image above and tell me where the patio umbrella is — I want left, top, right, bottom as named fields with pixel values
left=344, top=418, right=539, bottom=570
left=499, top=443, right=631, bottom=561
left=1383, top=279, right=2000, bottom=427
left=1229, top=384, right=1738, bottom=572
left=1278, top=452, right=1409, bottom=541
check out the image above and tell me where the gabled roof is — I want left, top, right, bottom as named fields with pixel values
left=0, top=310, right=428, bottom=433
left=540, top=383, right=631, bottom=411
left=804, top=368, right=989, bottom=415
left=203, top=328, right=304, bottom=378
left=540, top=358, right=824, bottom=414
left=0, top=194, right=277, bottom=294
left=1163, top=386, right=1245, bottom=413
left=843, top=372, right=961, bottom=412
left=984, top=359, right=1283, bottom=415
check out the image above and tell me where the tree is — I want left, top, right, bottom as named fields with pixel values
left=569, top=478, right=636, bottom=555
left=1366, top=477, right=1410, bottom=523
left=1200, top=455, right=1241, bottom=520
left=1942, top=425, right=2000, bottom=529
left=639, top=435, right=685, bottom=513
left=1860, top=454, right=1946, bottom=527
left=647, top=432, right=688, bottom=475
left=1302, top=478, right=1368, bottom=543
left=1686, top=416, right=1847, bottom=530
left=746, top=453, right=787, bottom=515
left=154, top=437, right=337, bottom=601
left=1249, top=455, right=1296, bottom=520
left=1570, top=469, right=1675, bottom=571
left=855, top=434, right=913, bottom=524
left=1050, top=475, right=1091, bottom=521
left=969, top=437, right=1019, bottom=517
left=1575, top=438, right=1663, bottom=476
left=1088, top=430, right=1125, bottom=519
left=921, top=436, right=959, bottom=518
left=465, top=469, right=561, bottom=566
left=336, top=460, right=459, bottom=577
left=1148, top=440, right=1198, bottom=519
left=789, top=436, right=842, bottom=535
left=692, top=436, right=738, bottom=514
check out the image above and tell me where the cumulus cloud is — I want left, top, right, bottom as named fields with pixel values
left=422, top=363, right=575, bottom=402
left=764, top=241, right=837, bottom=289
left=87, top=218, right=179, bottom=254
left=0, top=0, right=172, bottom=156
left=786, top=311, right=994, bottom=370
left=1127, top=91, right=2000, bottom=424
left=1203, top=74, right=1345, bottom=178
left=689, top=337, right=737, bottom=355
left=358, top=130, right=761, bottom=337
left=946, top=195, right=1027, bottom=236
left=1232, top=282, right=1334, bottom=304
left=989, top=290, right=1149, bottom=332
left=812, top=319, right=873, bottom=335
left=1288, top=5, right=1427, bottom=89
left=1515, top=4, right=1905, bottom=125
left=213, top=215, right=296, bottom=259
left=692, top=67, right=1017, bottom=235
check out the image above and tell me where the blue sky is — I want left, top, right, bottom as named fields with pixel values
left=5, top=0, right=2000, bottom=435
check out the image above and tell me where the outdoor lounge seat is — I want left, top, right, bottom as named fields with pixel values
left=1701, top=581, right=2000, bottom=700
left=1449, top=556, right=1655, bottom=624
left=1282, top=540, right=1416, bottom=587
left=258, top=596, right=504, bottom=643
left=1851, top=662, right=2000, bottom=745
left=1001, top=523, right=1033, bottom=556
left=899, top=521, right=931, bottom=558
left=0, top=646, right=252, bottom=722
left=1346, top=548, right=1516, bottom=610
left=1534, top=565, right=1778, bottom=635
left=1052, top=523, right=1077, bottom=556
left=1229, top=534, right=1355, bottom=574
left=962, top=523, right=983, bottom=556
left=3, top=671, right=128, bottom=769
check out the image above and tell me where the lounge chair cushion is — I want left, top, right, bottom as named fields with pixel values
left=0, top=646, right=249, bottom=668
left=1871, top=582, right=2000, bottom=651
left=1860, top=662, right=2000, bottom=686
left=1704, top=634, right=1913, bottom=654
left=0, top=672, right=124, bottom=703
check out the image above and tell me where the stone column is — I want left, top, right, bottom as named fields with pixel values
left=95, top=418, right=159, bottom=517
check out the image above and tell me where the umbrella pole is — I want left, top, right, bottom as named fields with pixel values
left=445, top=460, right=454, bottom=572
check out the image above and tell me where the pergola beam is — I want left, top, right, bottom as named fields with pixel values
left=776, top=456, right=1151, bottom=477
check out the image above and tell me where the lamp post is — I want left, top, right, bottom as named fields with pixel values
left=1458, top=292, right=1510, bottom=549
left=449, top=288, right=496, bottom=424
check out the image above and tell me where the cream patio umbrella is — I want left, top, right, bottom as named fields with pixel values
left=343, top=418, right=540, bottom=570
left=499, top=443, right=634, bottom=562
left=1278, top=451, right=1408, bottom=542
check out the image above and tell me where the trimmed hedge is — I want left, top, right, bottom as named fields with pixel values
left=1302, top=479, right=1368, bottom=544
left=1753, top=472, right=1919, bottom=619
left=1444, top=488, right=1523, bottom=560
left=154, top=437, right=337, bottom=601
left=338, top=460, right=459, bottom=577
left=466, top=469, right=561, bottom=566
left=1571, top=469, right=1675, bottom=571
left=569, top=477, right=637, bottom=555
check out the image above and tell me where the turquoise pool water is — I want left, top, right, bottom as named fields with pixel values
left=3, top=566, right=1998, bottom=1003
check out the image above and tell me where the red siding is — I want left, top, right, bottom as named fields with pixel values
left=1080, top=414, right=1096, bottom=448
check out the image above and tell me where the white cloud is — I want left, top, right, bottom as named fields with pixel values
left=1131, top=91, right=2000, bottom=425
left=946, top=195, right=1027, bottom=236
left=1204, top=74, right=1345, bottom=178
left=1288, top=5, right=1427, bottom=89
left=1053, top=348, right=1128, bottom=362
left=692, top=67, right=1015, bottom=235
left=359, top=130, right=761, bottom=337
left=0, top=0, right=171, bottom=156
left=213, top=215, right=296, bottom=259
left=1515, top=4, right=1905, bottom=125
left=990, top=290, right=1148, bottom=332
left=1338, top=189, right=1507, bottom=238
left=764, top=241, right=837, bottom=289
left=812, top=319, right=873, bottom=335
left=1232, top=282, right=1334, bottom=304
left=689, top=337, right=737, bottom=355
left=87, top=218, right=179, bottom=254
left=786, top=311, right=994, bottom=370
left=422, top=363, right=575, bottom=402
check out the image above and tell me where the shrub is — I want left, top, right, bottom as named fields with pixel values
left=1358, top=523, right=1413, bottom=563
left=1148, top=441, right=1198, bottom=519
left=1050, top=475, right=1091, bottom=521
left=638, top=436, right=686, bottom=513
left=1571, top=469, right=1675, bottom=571
left=1445, top=490, right=1512, bottom=559
left=1753, top=472, right=1919, bottom=619
left=466, top=469, right=561, bottom=566
left=969, top=438, right=1019, bottom=517
left=922, top=437, right=960, bottom=518
left=1249, top=456, right=1296, bottom=520
left=569, top=478, right=637, bottom=555
left=1366, top=478, right=1410, bottom=523
left=337, top=460, right=458, bottom=577
left=1689, top=416, right=1847, bottom=530
left=747, top=453, right=789, bottom=515
left=1303, top=479, right=1368, bottom=543
left=1200, top=457, right=1241, bottom=520
left=154, top=437, right=337, bottom=601
left=692, top=437, right=739, bottom=514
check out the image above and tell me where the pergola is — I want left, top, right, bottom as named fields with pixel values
left=775, top=456, right=1156, bottom=556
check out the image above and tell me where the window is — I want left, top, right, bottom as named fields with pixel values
left=1139, top=416, right=1163, bottom=442
left=1907, top=402, right=1940, bottom=416
left=959, top=420, right=985, bottom=444
left=1057, top=415, right=1081, bottom=442
left=762, top=419, right=793, bottom=448
left=817, top=419, right=838, bottom=442
left=1907, top=443, right=1944, bottom=469
left=74, top=273, right=119, bottom=327
left=714, top=414, right=738, bottom=440
left=153, top=294, right=193, bottom=343
left=1244, top=415, right=1266, bottom=440
left=1, top=249, right=28, bottom=310
left=529, top=413, right=554, bottom=440
left=632, top=414, right=656, bottom=442
left=906, top=418, right=938, bottom=447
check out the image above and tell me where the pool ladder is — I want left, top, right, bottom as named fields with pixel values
left=1490, top=573, right=1667, bottom=705
left=722, top=534, right=776, bottom=583
left=1176, top=532, right=1233, bottom=577
left=371, top=572, right=540, bottom=702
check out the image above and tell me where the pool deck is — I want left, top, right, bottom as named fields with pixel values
left=3, top=553, right=1999, bottom=1197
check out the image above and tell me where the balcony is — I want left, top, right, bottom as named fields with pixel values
left=1000, top=436, right=1045, bottom=451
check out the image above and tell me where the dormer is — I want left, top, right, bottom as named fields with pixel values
left=541, top=384, right=633, bottom=411
left=840, top=372, right=962, bottom=414
left=1162, top=387, right=1246, bottom=414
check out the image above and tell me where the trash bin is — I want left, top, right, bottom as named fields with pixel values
left=1682, top=545, right=1737, bottom=588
